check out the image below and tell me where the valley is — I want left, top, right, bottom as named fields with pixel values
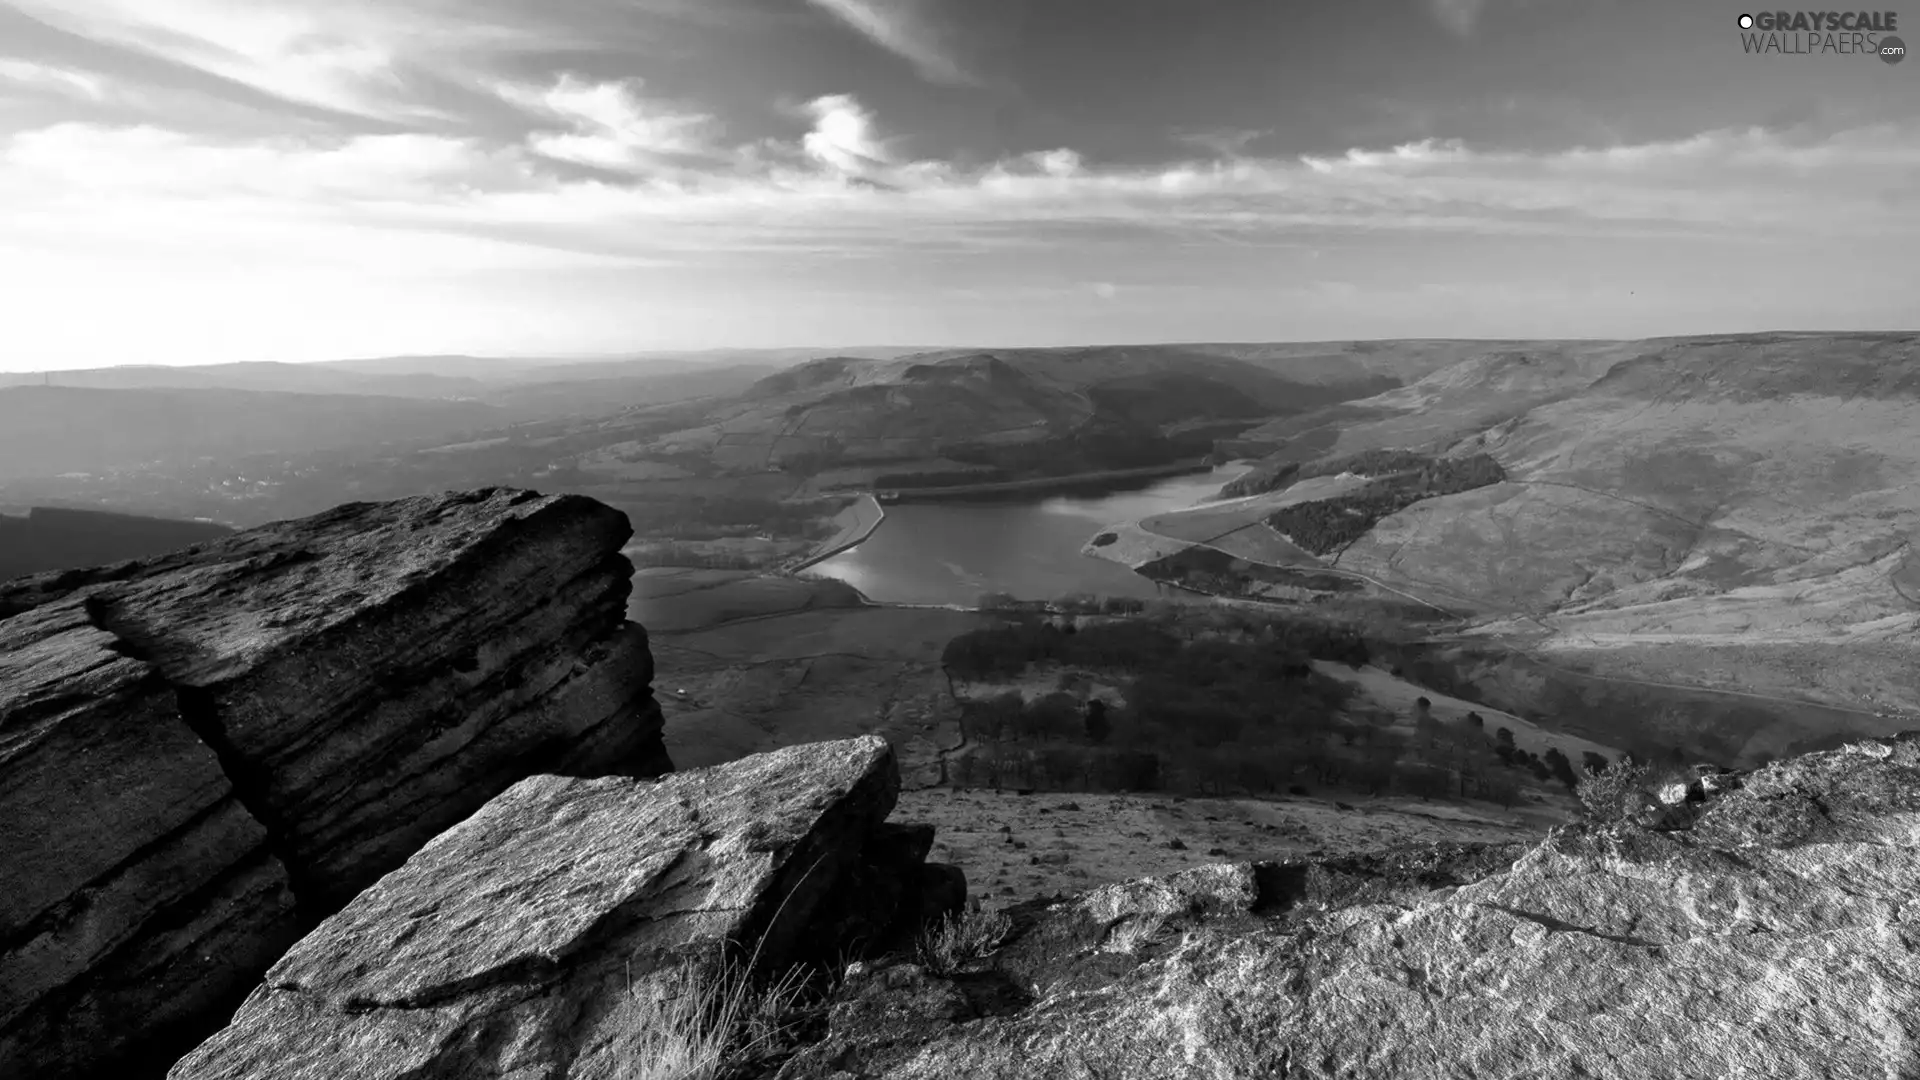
left=634, top=565, right=1608, bottom=907
left=10, top=332, right=1919, bottom=838
left=11, top=332, right=1920, bottom=1074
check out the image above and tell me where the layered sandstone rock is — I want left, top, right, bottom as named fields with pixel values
left=0, top=602, right=301, bottom=1080
left=170, top=736, right=958, bottom=1080
left=0, top=488, right=669, bottom=1079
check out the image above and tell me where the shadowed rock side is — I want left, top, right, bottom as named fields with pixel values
left=778, top=736, right=1920, bottom=1079
left=0, top=488, right=671, bottom=1080
left=0, top=603, right=301, bottom=1080
left=169, top=736, right=962, bottom=1080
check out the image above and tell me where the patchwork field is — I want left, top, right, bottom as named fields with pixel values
left=1311, top=661, right=1625, bottom=765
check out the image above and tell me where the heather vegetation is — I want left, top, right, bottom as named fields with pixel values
left=1266, top=453, right=1507, bottom=555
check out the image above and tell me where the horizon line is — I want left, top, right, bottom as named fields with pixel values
left=8, top=327, right=1919, bottom=377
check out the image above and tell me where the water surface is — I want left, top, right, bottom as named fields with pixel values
left=810, top=465, right=1244, bottom=606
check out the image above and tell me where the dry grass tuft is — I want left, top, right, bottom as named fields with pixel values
left=625, top=951, right=807, bottom=1080
left=915, top=900, right=1014, bottom=975
left=1100, top=913, right=1165, bottom=955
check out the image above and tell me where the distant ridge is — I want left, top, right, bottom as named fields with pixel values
left=0, top=386, right=503, bottom=481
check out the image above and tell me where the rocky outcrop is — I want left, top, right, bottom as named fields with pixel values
left=0, top=488, right=669, bottom=1079
left=0, top=603, right=301, bottom=1080
left=170, top=736, right=959, bottom=1080
left=781, top=735, right=1920, bottom=1079
left=158, top=731, right=1920, bottom=1079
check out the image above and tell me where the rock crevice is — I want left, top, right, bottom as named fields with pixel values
left=83, top=591, right=320, bottom=919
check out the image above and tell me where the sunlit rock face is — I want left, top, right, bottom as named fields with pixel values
left=169, top=736, right=958, bottom=1080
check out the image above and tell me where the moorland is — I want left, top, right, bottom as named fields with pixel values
left=6, top=332, right=1917, bottom=904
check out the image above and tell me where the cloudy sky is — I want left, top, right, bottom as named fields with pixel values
left=0, top=0, right=1914, bottom=369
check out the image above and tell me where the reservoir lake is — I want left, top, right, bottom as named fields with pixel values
left=808, top=464, right=1247, bottom=606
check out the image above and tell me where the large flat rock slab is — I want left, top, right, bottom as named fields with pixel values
left=171, top=736, right=942, bottom=1080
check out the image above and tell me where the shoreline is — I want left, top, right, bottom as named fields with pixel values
left=789, top=493, right=886, bottom=571
left=875, top=459, right=1214, bottom=502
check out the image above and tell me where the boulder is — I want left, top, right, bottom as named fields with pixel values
left=779, top=735, right=1920, bottom=1079
left=169, top=736, right=959, bottom=1080
left=0, top=488, right=670, bottom=1078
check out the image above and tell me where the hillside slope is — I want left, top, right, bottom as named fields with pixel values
left=1098, top=331, right=1920, bottom=753
left=632, top=345, right=1431, bottom=479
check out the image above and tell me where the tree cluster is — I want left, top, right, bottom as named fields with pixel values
left=1134, top=545, right=1363, bottom=600
left=1265, top=454, right=1508, bottom=555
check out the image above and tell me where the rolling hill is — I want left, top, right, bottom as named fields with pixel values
left=472, top=365, right=781, bottom=421
left=616, top=344, right=1433, bottom=483
left=1089, top=331, right=1920, bottom=765
left=0, top=361, right=485, bottom=400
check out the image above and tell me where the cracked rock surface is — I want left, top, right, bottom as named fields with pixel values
left=169, top=736, right=948, bottom=1080
left=1, top=488, right=669, bottom=1080
left=782, top=736, right=1920, bottom=1080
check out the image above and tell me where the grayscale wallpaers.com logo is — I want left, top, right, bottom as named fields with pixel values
left=1738, top=11, right=1905, bottom=61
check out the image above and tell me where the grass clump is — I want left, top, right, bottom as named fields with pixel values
left=624, top=950, right=809, bottom=1080
left=1100, top=913, right=1165, bottom=955
left=1575, top=758, right=1654, bottom=826
left=914, top=901, right=1014, bottom=976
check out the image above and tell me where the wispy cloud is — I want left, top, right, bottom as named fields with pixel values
left=497, top=75, right=714, bottom=171
left=5, top=92, right=1912, bottom=282
left=0, top=60, right=109, bottom=101
left=803, top=0, right=975, bottom=85
left=0, top=0, right=692, bottom=124
left=6, top=0, right=421, bottom=119
left=1428, top=0, right=1491, bottom=36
